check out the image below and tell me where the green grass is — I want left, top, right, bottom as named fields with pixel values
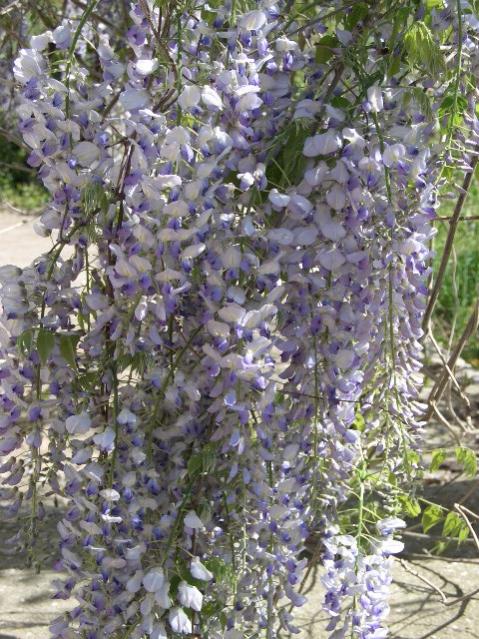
left=433, top=182, right=479, bottom=363
left=0, top=178, right=49, bottom=210
left=0, top=135, right=48, bottom=212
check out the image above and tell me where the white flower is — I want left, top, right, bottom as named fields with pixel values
left=178, top=85, right=201, bottom=110
left=178, top=581, right=203, bottom=611
left=202, top=86, right=223, bottom=110
left=218, top=304, right=246, bottom=324
left=164, top=200, right=189, bottom=218
left=13, top=49, right=45, bottom=83
left=288, top=193, right=313, bottom=217
left=303, top=132, right=341, bottom=157
left=168, top=608, right=192, bottom=634
left=65, top=412, right=91, bottom=435
left=120, top=88, right=149, bottom=110
left=268, top=228, right=294, bottom=245
left=377, top=517, right=406, bottom=536
left=316, top=208, right=347, bottom=242
left=318, top=247, right=346, bottom=271
left=237, top=93, right=263, bottom=112
left=335, top=349, right=355, bottom=369
left=379, top=539, right=405, bottom=555
left=268, top=189, right=290, bottom=208
left=151, top=623, right=168, bottom=639
left=73, top=141, right=100, bottom=167
left=184, top=510, right=204, bottom=529
left=207, top=320, right=230, bottom=339
left=154, top=582, right=172, bottom=609
left=126, top=571, right=143, bottom=593
left=93, top=427, right=115, bottom=452
left=382, top=143, right=406, bottom=167
left=30, top=33, right=51, bottom=51
left=100, top=488, right=120, bottom=502
left=276, top=36, right=298, bottom=52
left=52, top=24, right=71, bottom=49
left=135, top=59, right=159, bottom=76
left=239, top=10, right=267, bottom=31
left=143, top=568, right=166, bottom=593
left=326, top=185, right=346, bottom=211
left=190, top=558, right=213, bottom=581
left=367, top=85, right=383, bottom=113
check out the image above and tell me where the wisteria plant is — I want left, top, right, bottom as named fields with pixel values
left=0, top=1, right=478, bottom=638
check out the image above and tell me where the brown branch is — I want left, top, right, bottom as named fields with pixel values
left=434, top=215, right=479, bottom=222
left=455, top=503, right=479, bottom=551
left=425, top=300, right=479, bottom=420
left=399, top=559, right=447, bottom=603
left=423, top=152, right=479, bottom=329
left=0, top=0, right=23, bottom=16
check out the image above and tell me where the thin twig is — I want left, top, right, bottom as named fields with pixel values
left=425, top=300, right=479, bottom=420
left=400, top=558, right=479, bottom=606
left=435, top=215, right=479, bottom=222
left=455, top=503, right=479, bottom=550
left=0, top=0, right=22, bottom=16
left=423, top=151, right=479, bottom=329
left=399, top=559, right=447, bottom=603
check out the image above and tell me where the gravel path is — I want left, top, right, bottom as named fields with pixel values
left=0, top=210, right=478, bottom=638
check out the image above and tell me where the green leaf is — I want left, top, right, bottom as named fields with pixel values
left=387, top=55, right=401, bottom=78
left=422, top=504, right=444, bottom=533
left=404, top=21, right=446, bottom=79
left=399, top=495, right=421, bottom=518
left=403, top=88, right=434, bottom=121
left=188, top=444, right=217, bottom=477
left=187, top=453, right=203, bottom=477
left=204, top=557, right=235, bottom=586
left=429, top=448, right=447, bottom=472
left=331, top=96, right=351, bottom=110
left=455, top=447, right=478, bottom=478
left=37, top=328, right=55, bottom=365
left=59, top=335, right=80, bottom=369
left=202, top=600, right=226, bottom=621
left=442, top=511, right=469, bottom=540
left=344, top=2, right=368, bottom=30
left=266, top=120, right=313, bottom=189
left=438, top=94, right=468, bottom=118
left=81, top=182, right=108, bottom=216
left=315, top=34, right=339, bottom=64
left=353, top=412, right=365, bottom=432
left=75, top=371, right=98, bottom=391
left=17, top=329, right=34, bottom=355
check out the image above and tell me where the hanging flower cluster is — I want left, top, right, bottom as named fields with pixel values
left=1, top=1, right=478, bottom=637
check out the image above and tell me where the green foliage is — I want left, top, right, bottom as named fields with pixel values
left=429, top=448, right=447, bottom=472
left=59, top=335, right=80, bottom=370
left=442, top=512, right=469, bottom=541
left=455, top=446, right=478, bottom=478
left=422, top=503, right=444, bottom=533
left=344, top=3, right=369, bottom=31
left=187, top=444, right=217, bottom=476
left=403, top=21, right=446, bottom=79
left=315, top=34, right=339, bottom=64
left=399, top=494, right=421, bottom=518
left=433, top=200, right=479, bottom=363
left=81, top=182, right=109, bottom=216
left=265, top=120, right=313, bottom=189
left=0, top=134, right=48, bottom=210
left=37, top=328, right=55, bottom=365
left=402, top=87, right=434, bottom=121
left=204, top=557, right=235, bottom=587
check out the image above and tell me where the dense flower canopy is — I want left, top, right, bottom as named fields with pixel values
left=0, top=1, right=478, bottom=637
